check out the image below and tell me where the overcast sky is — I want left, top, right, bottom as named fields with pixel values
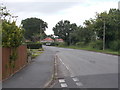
left=1, top=0, right=119, bottom=35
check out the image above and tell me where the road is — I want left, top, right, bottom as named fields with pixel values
left=44, top=46, right=118, bottom=88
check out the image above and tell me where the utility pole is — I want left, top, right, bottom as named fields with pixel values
left=118, top=1, right=120, bottom=10
left=103, top=19, right=105, bottom=50
left=40, top=24, right=41, bottom=42
left=99, top=16, right=106, bottom=50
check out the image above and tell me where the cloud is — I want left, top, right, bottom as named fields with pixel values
left=1, top=0, right=118, bottom=35
left=45, top=0, right=118, bottom=34
left=3, top=2, right=82, bottom=14
left=1, top=0, right=86, bottom=3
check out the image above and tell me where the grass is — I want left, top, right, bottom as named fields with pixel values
left=57, top=45, right=119, bottom=56
left=28, top=48, right=44, bottom=59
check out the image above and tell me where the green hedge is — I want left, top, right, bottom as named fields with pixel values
left=26, top=42, right=42, bottom=49
left=89, top=40, right=103, bottom=50
left=109, top=40, right=119, bottom=51
left=76, top=42, right=86, bottom=48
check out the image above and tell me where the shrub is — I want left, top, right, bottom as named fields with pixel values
left=76, top=42, right=85, bottom=47
left=27, top=49, right=32, bottom=57
left=58, top=42, right=67, bottom=47
left=41, top=42, right=46, bottom=45
left=2, top=20, right=24, bottom=48
left=89, top=40, right=103, bottom=50
left=109, top=40, right=118, bottom=51
left=26, top=42, right=42, bottom=49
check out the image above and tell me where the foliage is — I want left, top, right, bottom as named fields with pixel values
left=47, top=34, right=55, bottom=40
left=2, top=20, right=24, bottom=47
left=53, top=8, right=119, bottom=52
left=28, top=49, right=43, bottom=59
left=72, top=26, right=95, bottom=44
left=53, top=20, right=77, bottom=45
left=109, top=40, right=119, bottom=51
left=9, top=48, right=18, bottom=69
left=94, top=9, right=120, bottom=49
left=1, top=5, right=24, bottom=70
left=89, top=40, right=103, bottom=50
left=27, top=49, right=32, bottom=57
left=58, top=42, right=67, bottom=47
left=21, top=17, right=48, bottom=41
left=0, top=5, right=11, bottom=20
left=26, top=42, right=42, bottom=49
left=76, top=42, right=86, bottom=48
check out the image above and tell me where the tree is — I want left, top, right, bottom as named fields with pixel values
left=2, top=20, right=24, bottom=47
left=1, top=4, right=24, bottom=48
left=21, top=17, right=48, bottom=41
left=53, top=20, right=77, bottom=45
left=1, top=5, right=25, bottom=69
left=71, top=26, right=94, bottom=45
left=0, top=5, right=11, bottom=20
left=94, top=9, right=120, bottom=49
left=47, top=34, right=55, bottom=40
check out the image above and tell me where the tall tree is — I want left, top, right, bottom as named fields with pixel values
left=94, top=9, right=120, bottom=49
left=53, top=20, right=77, bottom=45
left=21, top=17, right=48, bottom=41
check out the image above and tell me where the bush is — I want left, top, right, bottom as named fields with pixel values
left=109, top=40, right=118, bottom=51
left=27, top=49, right=32, bottom=57
left=76, top=42, right=85, bottom=47
left=50, top=42, right=58, bottom=46
left=2, top=20, right=24, bottom=48
left=58, top=42, right=67, bottom=47
left=89, top=40, right=103, bottom=50
left=26, top=42, right=42, bottom=49
left=41, top=42, right=46, bottom=45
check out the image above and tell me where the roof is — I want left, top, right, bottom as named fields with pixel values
left=43, top=37, right=54, bottom=41
left=56, top=39, right=63, bottom=41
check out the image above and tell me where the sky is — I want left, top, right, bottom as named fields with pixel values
left=1, top=0, right=119, bottom=35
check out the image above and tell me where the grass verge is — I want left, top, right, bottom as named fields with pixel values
left=28, top=48, right=44, bottom=59
left=57, top=45, right=119, bottom=56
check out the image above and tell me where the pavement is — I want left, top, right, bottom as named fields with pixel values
left=2, top=46, right=56, bottom=88
left=44, top=46, right=118, bottom=88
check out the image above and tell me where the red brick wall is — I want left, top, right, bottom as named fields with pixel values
left=2, top=45, right=27, bottom=80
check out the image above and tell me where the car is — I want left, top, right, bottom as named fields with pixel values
left=46, top=43, right=51, bottom=46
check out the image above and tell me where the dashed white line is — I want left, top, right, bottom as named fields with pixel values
left=76, top=82, right=83, bottom=87
left=58, top=79, right=68, bottom=88
left=60, top=83, right=68, bottom=88
left=59, top=79, right=65, bottom=83
left=72, top=77, right=79, bottom=82
left=57, top=55, right=75, bottom=77
left=56, top=54, right=84, bottom=88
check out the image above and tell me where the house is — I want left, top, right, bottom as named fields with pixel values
left=55, top=39, right=64, bottom=42
left=41, top=37, right=54, bottom=43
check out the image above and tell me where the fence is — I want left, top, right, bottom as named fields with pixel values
left=2, top=45, right=27, bottom=80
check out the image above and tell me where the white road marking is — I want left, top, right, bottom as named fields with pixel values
left=60, top=83, right=68, bottom=87
left=76, top=82, right=83, bottom=87
left=57, top=55, right=75, bottom=77
left=72, top=77, right=79, bottom=82
left=59, top=79, right=65, bottom=83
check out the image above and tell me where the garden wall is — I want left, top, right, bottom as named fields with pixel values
left=2, top=45, right=27, bottom=80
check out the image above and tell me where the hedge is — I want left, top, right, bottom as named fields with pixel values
left=26, top=42, right=42, bottom=49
